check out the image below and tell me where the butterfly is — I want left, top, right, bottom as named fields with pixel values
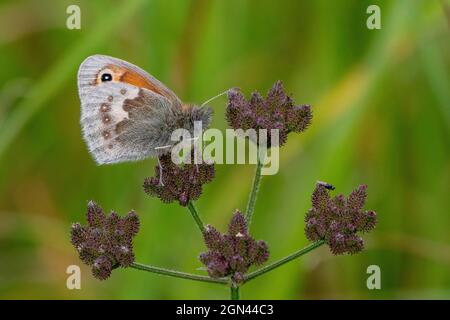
left=77, top=54, right=213, bottom=165
left=317, top=181, right=335, bottom=190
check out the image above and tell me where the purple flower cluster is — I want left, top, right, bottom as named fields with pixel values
left=226, top=80, right=312, bottom=147
left=305, top=183, right=377, bottom=255
left=70, top=201, right=140, bottom=280
left=199, top=210, right=269, bottom=284
left=143, top=153, right=215, bottom=206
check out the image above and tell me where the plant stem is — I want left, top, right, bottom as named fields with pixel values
left=244, top=240, right=325, bottom=282
left=245, top=158, right=264, bottom=225
left=187, top=201, right=204, bottom=233
left=131, top=262, right=228, bottom=285
left=230, top=286, right=240, bottom=300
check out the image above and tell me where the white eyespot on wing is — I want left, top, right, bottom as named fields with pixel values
left=80, top=83, right=138, bottom=125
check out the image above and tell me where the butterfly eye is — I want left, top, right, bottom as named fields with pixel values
left=101, top=73, right=113, bottom=82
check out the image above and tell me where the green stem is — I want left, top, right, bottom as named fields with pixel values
left=131, top=262, right=227, bottom=285
left=244, top=240, right=325, bottom=282
left=245, top=158, right=264, bottom=225
left=230, top=286, right=240, bottom=300
left=187, top=201, right=204, bottom=233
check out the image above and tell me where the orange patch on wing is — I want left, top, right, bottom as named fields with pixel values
left=120, top=71, right=165, bottom=96
left=102, top=64, right=166, bottom=97
left=94, top=64, right=180, bottom=105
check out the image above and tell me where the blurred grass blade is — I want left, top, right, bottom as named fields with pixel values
left=419, top=43, right=450, bottom=129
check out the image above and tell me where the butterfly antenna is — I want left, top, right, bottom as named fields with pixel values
left=200, top=89, right=231, bottom=107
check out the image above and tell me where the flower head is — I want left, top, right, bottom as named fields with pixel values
left=70, top=201, right=140, bottom=280
left=226, top=80, right=312, bottom=147
left=199, top=210, right=269, bottom=284
left=143, top=152, right=215, bottom=206
left=305, top=183, right=377, bottom=255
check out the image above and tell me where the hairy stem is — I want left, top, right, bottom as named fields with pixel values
left=187, top=201, right=204, bottom=233
left=230, top=286, right=240, bottom=300
left=131, top=262, right=227, bottom=284
left=245, top=158, right=264, bottom=225
left=244, top=240, right=325, bottom=282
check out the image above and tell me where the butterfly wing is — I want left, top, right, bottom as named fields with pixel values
left=77, top=55, right=181, bottom=164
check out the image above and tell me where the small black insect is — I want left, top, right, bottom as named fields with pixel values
left=317, top=181, right=335, bottom=190
left=101, top=73, right=113, bottom=82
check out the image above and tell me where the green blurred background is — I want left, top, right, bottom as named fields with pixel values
left=0, top=0, right=449, bottom=299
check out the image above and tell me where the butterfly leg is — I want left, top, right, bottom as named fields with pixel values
left=154, top=144, right=173, bottom=187
left=191, top=137, right=201, bottom=173
left=157, top=156, right=165, bottom=186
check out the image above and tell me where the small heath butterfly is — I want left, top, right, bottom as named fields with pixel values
left=77, top=55, right=212, bottom=164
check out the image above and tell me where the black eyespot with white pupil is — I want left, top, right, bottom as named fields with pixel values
left=101, top=73, right=112, bottom=82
